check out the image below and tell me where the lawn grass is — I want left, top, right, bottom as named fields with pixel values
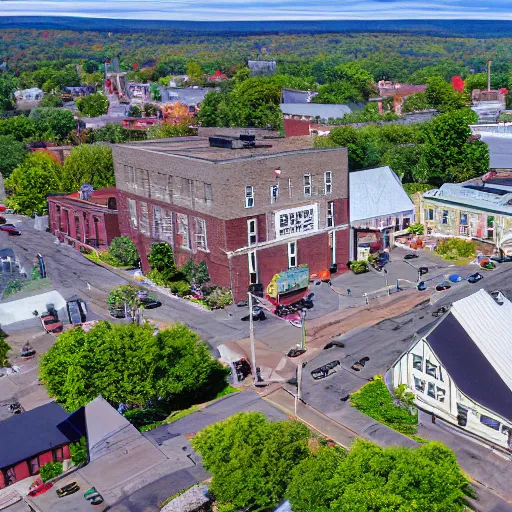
left=213, top=384, right=239, bottom=400
left=84, top=251, right=135, bottom=270
left=3, top=277, right=53, bottom=300
left=350, top=375, right=418, bottom=436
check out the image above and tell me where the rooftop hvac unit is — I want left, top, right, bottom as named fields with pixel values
left=209, top=136, right=244, bottom=149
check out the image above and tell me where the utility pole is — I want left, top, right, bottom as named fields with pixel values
left=248, top=292, right=257, bottom=381
left=384, top=269, right=390, bottom=295
left=488, top=60, right=492, bottom=92
left=300, top=309, right=307, bottom=350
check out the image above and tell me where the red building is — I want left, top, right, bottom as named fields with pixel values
left=112, top=134, right=350, bottom=301
left=48, top=187, right=121, bottom=251
left=0, top=402, right=75, bottom=489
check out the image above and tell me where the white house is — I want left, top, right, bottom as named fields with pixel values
left=349, top=166, right=415, bottom=260
left=390, top=288, right=512, bottom=450
left=14, top=88, right=43, bottom=101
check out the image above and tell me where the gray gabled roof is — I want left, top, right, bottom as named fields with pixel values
left=280, top=103, right=352, bottom=119
left=350, top=166, right=414, bottom=223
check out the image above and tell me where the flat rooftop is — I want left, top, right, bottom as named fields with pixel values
left=115, top=135, right=340, bottom=164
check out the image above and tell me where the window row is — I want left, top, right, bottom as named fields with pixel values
left=245, top=171, right=332, bottom=208
left=412, top=354, right=444, bottom=382
left=123, top=166, right=213, bottom=204
left=457, top=404, right=510, bottom=437
left=414, top=378, right=445, bottom=403
left=128, top=199, right=208, bottom=251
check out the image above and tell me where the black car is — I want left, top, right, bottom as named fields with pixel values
left=311, top=360, right=340, bottom=380
left=404, top=253, right=419, bottom=260
left=467, top=272, right=484, bottom=284
left=66, top=298, right=87, bottom=324
left=140, top=297, right=162, bottom=309
left=287, top=348, right=306, bottom=358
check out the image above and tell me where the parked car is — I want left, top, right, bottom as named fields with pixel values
left=140, top=297, right=162, bottom=309
left=311, top=360, right=340, bottom=380
left=404, top=253, right=419, bottom=260
left=41, top=310, right=63, bottom=334
left=0, top=216, right=5, bottom=225
left=66, top=298, right=87, bottom=324
left=287, top=348, right=306, bottom=358
left=0, top=225, right=21, bottom=236
left=468, top=272, right=484, bottom=284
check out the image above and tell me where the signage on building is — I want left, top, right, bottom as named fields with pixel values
left=267, top=265, right=309, bottom=298
left=275, top=204, right=318, bottom=240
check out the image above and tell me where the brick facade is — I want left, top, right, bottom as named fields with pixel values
left=113, top=136, right=350, bottom=301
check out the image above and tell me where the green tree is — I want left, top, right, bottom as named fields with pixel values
left=0, top=73, right=19, bottom=111
left=192, top=412, right=310, bottom=511
left=40, top=93, right=63, bottom=108
left=83, top=60, right=100, bottom=74
left=186, top=61, right=204, bottom=85
left=425, top=76, right=466, bottom=112
left=93, top=123, right=128, bottom=143
left=76, top=93, right=109, bottom=117
left=0, top=135, right=27, bottom=178
left=417, top=109, right=488, bottom=185
left=147, top=121, right=196, bottom=139
left=286, top=447, right=346, bottom=512
left=381, top=145, right=424, bottom=182
left=0, top=116, right=38, bottom=142
left=29, top=108, right=76, bottom=142
left=108, top=237, right=139, bottom=266
left=39, top=321, right=228, bottom=411
left=61, top=144, right=114, bottom=192
left=5, top=151, right=62, bottom=215
left=402, top=91, right=431, bottom=113
left=42, top=79, right=59, bottom=94
left=196, top=91, right=229, bottom=127
left=147, top=242, right=181, bottom=283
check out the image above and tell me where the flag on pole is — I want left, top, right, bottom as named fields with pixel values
left=274, top=168, right=282, bottom=177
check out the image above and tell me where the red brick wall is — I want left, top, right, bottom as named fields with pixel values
left=283, top=118, right=310, bottom=137
left=14, top=461, right=30, bottom=482
left=104, top=212, right=121, bottom=244
left=38, top=451, right=53, bottom=466
left=334, top=198, right=349, bottom=225
left=225, top=214, right=267, bottom=251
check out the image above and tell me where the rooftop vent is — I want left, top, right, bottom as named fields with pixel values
left=209, top=134, right=258, bottom=149
left=491, top=290, right=506, bottom=305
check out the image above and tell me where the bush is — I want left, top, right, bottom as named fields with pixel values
left=205, top=287, right=233, bottom=309
left=40, top=93, right=63, bottom=108
left=402, top=183, right=433, bottom=196
left=108, top=237, right=139, bottom=267
left=181, top=258, right=210, bottom=285
left=348, top=260, right=368, bottom=274
left=76, top=93, right=109, bottom=117
left=0, top=334, right=11, bottom=367
left=147, top=243, right=181, bottom=284
left=69, top=437, right=88, bottom=466
left=40, top=461, right=63, bottom=482
left=169, top=280, right=191, bottom=296
left=407, top=223, right=425, bottom=235
left=435, top=238, right=475, bottom=259
left=124, top=407, right=168, bottom=428
left=350, top=375, right=418, bottom=435
left=3, top=279, right=23, bottom=298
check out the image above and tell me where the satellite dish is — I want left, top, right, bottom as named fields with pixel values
left=80, top=183, right=94, bottom=200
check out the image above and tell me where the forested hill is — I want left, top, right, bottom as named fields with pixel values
left=3, top=18, right=512, bottom=38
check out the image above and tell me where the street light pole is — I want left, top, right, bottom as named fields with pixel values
left=384, top=269, right=390, bottom=295
left=300, top=309, right=307, bottom=350
left=248, top=292, right=257, bottom=381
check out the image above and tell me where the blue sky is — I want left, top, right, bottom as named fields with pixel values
left=1, top=0, right=512, bottom=20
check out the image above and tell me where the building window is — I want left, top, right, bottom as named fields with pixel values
left=457, top=404, right=468, bottom=427
left=460, top=212, right=468, bottom=226
left=177, top=213, right=190, bottom=249
left=162, top=210, right=173, bottom=243
left=425, top=208, right=434, bottom=221
left=439, top=366, right=444, bottom=382
left=29, top=456, right=39, bottom=475
left=480, top=415, right=501, bottom=431
left=248, top=251, right=258, bottom=284
left=124, top=165, right=135, bottom=186
left=327, top=202, right=334, bottom=228
left=128, top=199, right=138, bottom=228
left=53, top=447, right=64, bottom=462
left=442, top=210, right=449, bottom=225
left=288, top=241, right=297, bottom=268
left=194, top=217, right=207, bottom=251
left=303, top=174, right=312, bottom=196
left=245, top=186, right=254, bottom=208
left=204, top=183, right=213, bottom=203
left=426, top=360, right=437, bottom=379
left=3, top=467, right=16, bottom=485
left=153, top=205, right=163, bottom=238
left=324, top=171, right=332, bottom=194
left=270, top=184, right=279, bottom=204
left=248, top=219, right=257, bottom=246
left=427, top=382, right=436, bottom=398
left=412, top=354, right=423, bottom=371
left=414, top=377, right=425, bottom=393
left=167, top=176, right=174, bottom=201
left=276, top=205, right=318, bottom=240
left=487, top=216, right=495, bottom=239
left=139, top=202, right=149, bottom=235
left=436, top=387, right=445, bottom=403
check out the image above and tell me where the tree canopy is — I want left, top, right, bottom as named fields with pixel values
left=0, top=135, right=27, bottom=178
left=192, top=412, right=311, bottom=511
left=76, top=93, right=109, bottom=117
left=0, top=73, right=19, bottom=111
left=61, top=144, right=114, bottom=192
left=39, top=321, right=228, bottom=411
left=29, top=108, right=76, bottom=142
left=5, top=151, right=62, bottom=215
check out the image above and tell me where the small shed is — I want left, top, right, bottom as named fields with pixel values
left=248, top=60, right=277, bottom=77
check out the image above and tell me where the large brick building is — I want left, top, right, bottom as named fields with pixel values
left=112, top=134, right=350, bottom=300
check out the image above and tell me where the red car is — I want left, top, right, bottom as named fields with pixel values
left=41, top=313, right=63, bottom=334
left=0, top=225, right=21, bottom=236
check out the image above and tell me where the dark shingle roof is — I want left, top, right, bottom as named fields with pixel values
left=0, top=402, right=73, bottom=469
left=426, top=313, right=512, bottom=422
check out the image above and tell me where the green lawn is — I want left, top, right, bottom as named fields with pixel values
left=350, top=376, right=418, bottom=436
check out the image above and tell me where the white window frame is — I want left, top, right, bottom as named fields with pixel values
left=128, top=198, right=138, bottom=228
left=324, top=171, right=332, bottom=194
left=303, top=174, right=312, bottom=196
left=245, top=186, right=254, bottom=208
left=248, top=250, right=258, bottom=284
left=288, top=241, right=297, bottom=268
left=177, top=213, right=190, bottom=249
left=270, top=184, right=279, bottom=204
left=327, top=201, right=334, bottom=228
left=152, top=205, right=163, bottom=238
left=194, top=217, right=208, bottom=251
left=139, top=202, right=149, bottom=235
left=247, top=218, right=257, bottom=246
left=442, top=210, right=449, bottom=225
